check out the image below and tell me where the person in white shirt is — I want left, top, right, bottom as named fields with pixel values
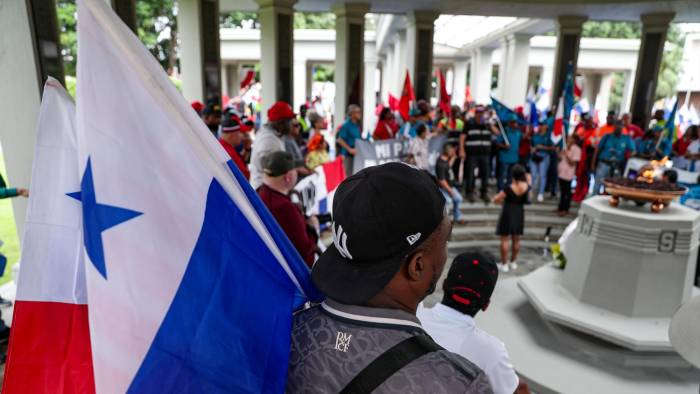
left=408, top=123, right=431, bottom=170
left=418, top=250, right=529, bottom=394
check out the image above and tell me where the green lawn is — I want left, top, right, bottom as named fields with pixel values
left=0, top=154, right=20, bottom=286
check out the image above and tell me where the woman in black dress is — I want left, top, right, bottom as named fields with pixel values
left=492, top=164, right=531, bottom=273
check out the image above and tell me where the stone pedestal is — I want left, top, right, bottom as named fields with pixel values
left=520, top=196, right=700, bottom=351
left=564, top=197, right=699, bottom=318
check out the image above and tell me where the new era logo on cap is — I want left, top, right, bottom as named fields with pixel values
left=406, top=233, right=421, bottom=246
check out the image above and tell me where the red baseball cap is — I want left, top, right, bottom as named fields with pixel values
left=191, top=100, right=204, bottom=114
left=267, top=101, right=295, bottom=121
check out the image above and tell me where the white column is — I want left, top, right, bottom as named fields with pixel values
left=596, top=72, right=614, bottom=115
left=379, top=55, right=389, bottom=103
left=392, top=32, right=407, bottom=96
left=471, top=47, right=494, bottom=104
left=503, top=34, right=531, bottom=107
left=221, top=63, right=229, bottom=97
left=452, top=59, right=469, bottom=108
left=497, top=38, right=510, bottom=100
left=178, top=0, right=204, bottom=102
left=294, top=58, right=307, bottom=112
left=257, top=0, right=296, bottom=121
left=333, top=3, right=370, bottom=130
left=363, top=56, right=378, bottom=135
left=0, top=1, right=41, bottom=238
left=621, top=69, right=635, bottom=113
left=540, top=65, right=554, bottom=108
left=406, top=10, right=439, bottom=101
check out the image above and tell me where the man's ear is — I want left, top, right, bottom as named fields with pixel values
left=406, top=251, right=426, bottom=282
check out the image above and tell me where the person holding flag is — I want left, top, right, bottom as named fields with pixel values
left=494, top=116, right=523, bottom=192
left=657, top=99, right=679, bottom=158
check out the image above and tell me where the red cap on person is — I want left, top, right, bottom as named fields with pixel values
left=191, top=100, right=204, bottom=114
left=267, top=101, right=295, bottom=121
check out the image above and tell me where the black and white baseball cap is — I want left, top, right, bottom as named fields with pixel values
left=312, top=162, right=446, bottom=304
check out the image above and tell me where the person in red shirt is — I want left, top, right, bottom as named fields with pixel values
left=372, top=107, right=399, bottom=140
left=258, top=151, right=319, bottom=267
left=622, top=113, right=644, bottom=139
left=219, top=114, right=251, bottom=180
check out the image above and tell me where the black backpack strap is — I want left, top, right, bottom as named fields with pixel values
left=340, top=334, right=442, bottom=394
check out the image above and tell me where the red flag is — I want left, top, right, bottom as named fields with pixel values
left=551, top=96, right=565, bottom=144
left=239, top=69, right=255, bottom=90
left=437, top=69, right=451, bottom=116
left=465, top=85, right=473, bottom=104
left=398, top=71, right=415, bottom=121
left=322, top=157, right=346, bottom=193
left=574, top=79, right=582, bottom=98
left=388, top=94, right=400, bottom=111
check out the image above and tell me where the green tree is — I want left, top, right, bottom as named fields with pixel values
left=220, top=11, right=335, bottom=29
left=582, top=21, right=685, bottom=103
left=57, top=0, right=77, bottom=76
left=57, top=0, right=178, bottom=76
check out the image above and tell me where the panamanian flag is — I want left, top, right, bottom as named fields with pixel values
left=75, top=0, right=321, bottom=392
left=3, top=78, right=95, bottom=394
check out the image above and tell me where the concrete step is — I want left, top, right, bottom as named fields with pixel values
left=451, top=225, right=563, bottom=239
left=448, top=239, right=552, bottom=250
left=458, top=202, right=578, bottom=213
left=454, top=213, right=574, bottom=226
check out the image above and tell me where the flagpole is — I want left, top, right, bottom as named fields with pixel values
left=494, top=114, right=510, bottom=146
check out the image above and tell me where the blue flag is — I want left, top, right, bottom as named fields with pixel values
left=662, top=99, right=679, bottom=157
left=490, top=96, right=526, bottom=125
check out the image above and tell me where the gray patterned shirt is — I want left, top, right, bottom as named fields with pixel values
left=287, top=299, right=494, bottom=393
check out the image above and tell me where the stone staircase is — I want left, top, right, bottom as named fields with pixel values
left=448, top=197, right=578, bottom=252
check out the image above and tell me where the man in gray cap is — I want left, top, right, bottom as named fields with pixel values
left=286, top=162, right=493, bottom=393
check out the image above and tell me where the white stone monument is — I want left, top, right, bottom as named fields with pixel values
left=520, top=196, right=700, bottom=351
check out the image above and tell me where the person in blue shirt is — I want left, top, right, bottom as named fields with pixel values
left=336, top=104, right=363, bottom=176
left=495, top=118, right=522, bottom=192
left=635, top=130, right=657, bottom=160
left=529, top=124, right=555, bottom=202
left=592, top=121, right=636, bottom=194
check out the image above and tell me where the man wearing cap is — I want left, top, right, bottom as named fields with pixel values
left=201, top=102, right=222, bottom=136
left=418, top=250, right=525, bottom=394
left=258, top=151, right=319, bottom=267
left=250, top=101, right=296, bottom=189
left=287, top=162, right=493, bottom=393
left=460, top=106, right=497, bottom=202
left=219, top=114, right=251, bottom=180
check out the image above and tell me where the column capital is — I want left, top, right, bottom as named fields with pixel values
left=507, top=33, right=533, bottom=45
left=255, top=0, right=296, bottom=13
left=556, top=15, right=588, bottom=33
left=331, top=3, right=370, bottom=23
left=407, top=10, right=440, bottom=29
left=640, top=12, right=675, bottom=32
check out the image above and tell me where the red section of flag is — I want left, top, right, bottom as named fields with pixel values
left=239, top=70, right=255, bottom=90
left=574, top=80, right=582, bottom=98
left=388, top=94, right=399, bottom=111
left=465, top=85, right=473, bottom=104
left=322, top=157, right=346, bottom=193
left=398, top=71, right=415, bottom=121
left=3, top=301, right=95, bottom=394
left=437, top=69, right=451, bottom=116
left=552, top=96, right=565, bottom=139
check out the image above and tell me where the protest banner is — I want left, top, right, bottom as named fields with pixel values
left=352, top=135, right=447, bottom=174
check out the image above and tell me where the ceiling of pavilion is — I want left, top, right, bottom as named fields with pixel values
left=220, top=0, right=700, bottom=23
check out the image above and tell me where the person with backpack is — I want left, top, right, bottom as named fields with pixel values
left=286, top=163, right=492, bottom=393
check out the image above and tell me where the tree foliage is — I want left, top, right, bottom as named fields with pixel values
left=57, top=0, right=178, bottom=76
left=220, top=11, right=335, bottom=29
left=582, top=21, right=685, bottom=102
